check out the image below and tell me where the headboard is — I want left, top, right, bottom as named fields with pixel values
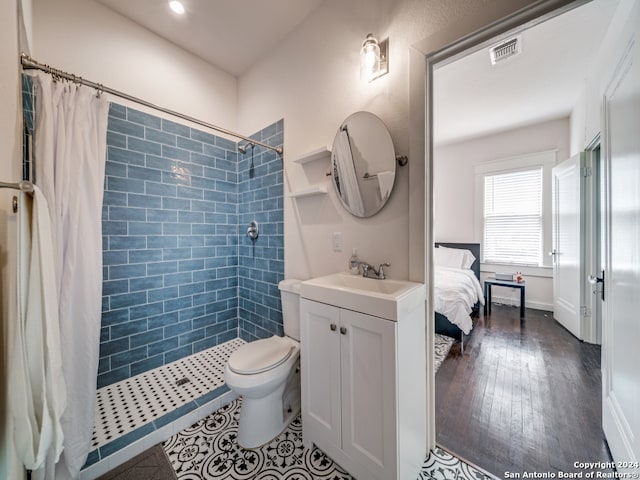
left=434, top=242, right=481, bottom=281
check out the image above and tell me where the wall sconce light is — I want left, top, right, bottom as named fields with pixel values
left=360, top=33, right=389, bottom=82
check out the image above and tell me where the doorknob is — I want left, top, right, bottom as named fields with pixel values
left=340, top=327, right=347, bottom=335
left=330, top=323, right=337, bottom=331
left=588, top=270, right=605, bottom=301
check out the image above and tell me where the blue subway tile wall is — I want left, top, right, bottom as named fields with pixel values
left=99, top=104, right=284, bottom=388
left=99, top=104, right=242, bottom=388
left=238, top=120, right=285, bottom=342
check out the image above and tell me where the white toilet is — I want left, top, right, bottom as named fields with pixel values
left=224, top=279, right=302, bottom=449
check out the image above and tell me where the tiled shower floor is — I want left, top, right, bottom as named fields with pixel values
left=91, top=338, right=245, bottom=450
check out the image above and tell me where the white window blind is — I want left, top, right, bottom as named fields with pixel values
left=483, top=168, right=542, bottom=265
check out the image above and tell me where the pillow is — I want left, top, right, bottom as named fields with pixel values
left=437, top=246, right=476, bottom=270
left=434, top=247, right=466, bottom=269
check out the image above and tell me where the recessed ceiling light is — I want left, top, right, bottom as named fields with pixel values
left=169, top=0, right=185, bottom=15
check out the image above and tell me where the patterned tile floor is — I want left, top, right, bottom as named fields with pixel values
left=162, top=398, right=492, bottom=480
left=163, top=399, right=351, bottom=479
left=160, top=334, right=491, bottom=480
left=420, top=447, right=494, bottom=480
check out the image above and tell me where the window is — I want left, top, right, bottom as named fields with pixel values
left=474, top=150, right=555, bottom=269
left=483, top=167, right=543, bottom=265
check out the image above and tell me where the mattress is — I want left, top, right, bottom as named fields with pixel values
left=434, top=266, right=484, bottom=334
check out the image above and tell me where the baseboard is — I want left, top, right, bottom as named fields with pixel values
left=490, top=295, right=552, bottom=312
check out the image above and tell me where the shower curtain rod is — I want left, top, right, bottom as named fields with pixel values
left=20, top=54, right=284, bottom=156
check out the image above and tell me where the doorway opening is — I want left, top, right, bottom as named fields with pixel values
left=427, top=0, right=610, bottom=474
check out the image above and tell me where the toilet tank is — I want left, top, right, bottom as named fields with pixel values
left=278, top=279, right=301, bottom=341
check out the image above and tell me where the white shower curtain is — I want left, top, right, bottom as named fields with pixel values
left=30, top=71, right=109, bottom=479
left=9, top=188, right=66, bottom=472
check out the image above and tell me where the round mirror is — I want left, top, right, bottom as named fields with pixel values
left=331, top=111, right=396, bottom=217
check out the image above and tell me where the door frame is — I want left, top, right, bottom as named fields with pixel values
left=407, top=0, right=586, bottom=449
left=584, top=134, right=602, bottom=344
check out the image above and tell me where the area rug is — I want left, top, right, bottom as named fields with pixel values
left=434, top=333, right=455, bottom=373
left=97, top=444, right=177, bottom=480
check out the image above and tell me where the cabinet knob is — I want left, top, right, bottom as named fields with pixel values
left=340, top=326, right=347, bottom=335
left=330, top=323, right=337, bottom=331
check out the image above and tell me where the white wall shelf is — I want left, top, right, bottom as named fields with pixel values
left=291, top=147, right=331, bottom=164
left=288, top=185, right=328, bottom=198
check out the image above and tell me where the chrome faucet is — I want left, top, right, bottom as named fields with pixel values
left=361, top=262, right=391, bottom=280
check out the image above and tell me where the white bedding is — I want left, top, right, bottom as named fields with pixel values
left=434, top=266, right=484, bottom=335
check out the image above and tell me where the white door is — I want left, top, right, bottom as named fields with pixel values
left=300, top=299, right=342, bottom=449
left=601, top=2, right=640, bottom=468
left=340, top=309, right=396, bottom=480
left=552, top=153, right=585, bottom=339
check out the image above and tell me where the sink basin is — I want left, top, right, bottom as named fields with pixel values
left=300, top=272, right=425, bottom=321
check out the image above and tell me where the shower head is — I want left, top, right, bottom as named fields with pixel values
left=238, top=142, right=254, bottom=154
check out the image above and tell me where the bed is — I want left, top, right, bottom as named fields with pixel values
left=433, top=243, right=484, bottom=344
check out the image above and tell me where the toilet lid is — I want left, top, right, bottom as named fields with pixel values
left=228, top=336, right=294, bottom=375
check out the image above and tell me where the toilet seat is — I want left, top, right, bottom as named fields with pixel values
left=228, top=336, right=294, bottom=375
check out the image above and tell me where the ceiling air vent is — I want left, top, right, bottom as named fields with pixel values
left=489, top=35, right=521, bottom=65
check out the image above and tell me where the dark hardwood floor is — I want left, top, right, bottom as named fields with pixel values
left=435, top=304, right=612, bottom=476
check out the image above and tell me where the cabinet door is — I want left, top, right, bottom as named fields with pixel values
left=300, top=299, right=342, bottom=448
left=340, top=310, right=397, bottom=479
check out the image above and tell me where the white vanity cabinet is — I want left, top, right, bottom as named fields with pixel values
left=300, top=296, right=426, bottom=480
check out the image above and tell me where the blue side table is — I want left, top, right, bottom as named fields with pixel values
left=484, top=278, right=526, bottom=318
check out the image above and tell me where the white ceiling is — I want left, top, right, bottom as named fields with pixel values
left=96, top=0, right=325, bottom=76
left=434, top=0, right=618, bottom=145
left=97, top=0, right=618, bottom=145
